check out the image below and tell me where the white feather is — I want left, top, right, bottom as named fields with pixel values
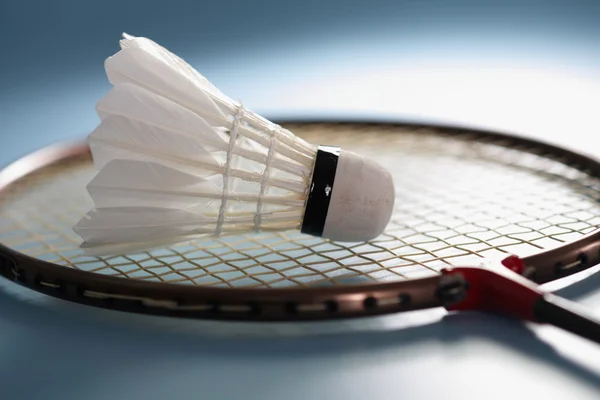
left=86, top=159, right=305, bottom=210
left=74, top=202, right=304, bottom=255
left=113, top=33, right=317, bottom=168
left=105, top=45, right=227, bottom=126
left=94, top=83, right=311, bottom=181
left=119, top=32, right=227, bottom=101
left=86, top=159, right=222, bottom=210
left=75, top=205, right=304, bottom=245
left=73, top=207, right=211, bottom=245
left=79, top=235, right=204, bottom=257
left=95, top=83, right=226, bottom=148
left=89, top=115, right=222, bottom=176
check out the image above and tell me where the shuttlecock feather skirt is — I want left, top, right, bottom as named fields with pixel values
left=73, top=33, right=395, bottom=256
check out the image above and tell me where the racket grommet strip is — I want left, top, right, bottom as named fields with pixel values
left=15, top=269, right=27, bottom=284
left=553, top=262, right=564, bottom=275
left=247, top=302, right=261, bottom=316
left=577, top=253, right=589, bottom=267
left=33, top=274, right=64, bottom=292
left=325, top=300, right=338, bottom=312
left=554, top=253, right=587, bottom=277
left=285, top=301, right=299, bottom=315
left=208, top=301, right=220, bottom=313
left=75, top=285, right=88, bottom=298
left=363, top=296, right=378, bottom=309
left=398, top=294, right=411, bottom=306
left=0, top=255, right=16, bottom=280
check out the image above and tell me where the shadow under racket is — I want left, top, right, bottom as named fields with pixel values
left=1, top=275, right=600, bottom=394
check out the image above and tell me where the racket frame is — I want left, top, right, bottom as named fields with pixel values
left=1, top=121, right=599, bottom=321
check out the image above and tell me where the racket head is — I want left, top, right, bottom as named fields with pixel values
left=1, top=121, right=600, bottom=321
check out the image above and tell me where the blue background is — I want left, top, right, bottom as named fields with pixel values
left=2, top=1, right=600, bottom=399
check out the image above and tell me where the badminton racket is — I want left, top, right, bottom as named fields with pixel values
left=1, top=122, right=600, bottom=344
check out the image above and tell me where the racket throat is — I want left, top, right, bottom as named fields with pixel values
left=438, top=261, right=543, bottom=321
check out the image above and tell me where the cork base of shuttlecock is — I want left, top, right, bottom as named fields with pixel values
left=321, top=149, right=395, bottom=242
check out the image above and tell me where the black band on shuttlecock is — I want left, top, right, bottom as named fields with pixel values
left=301, top=145, right=340, bottom=237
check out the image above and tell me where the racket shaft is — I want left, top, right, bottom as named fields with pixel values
left=534, top=294, right=600, bottom=344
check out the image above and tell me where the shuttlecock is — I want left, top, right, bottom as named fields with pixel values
left=73, top=33, right=395, bottom=256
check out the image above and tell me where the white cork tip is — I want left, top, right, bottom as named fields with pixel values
left=322, top=150, right=395, bottom=242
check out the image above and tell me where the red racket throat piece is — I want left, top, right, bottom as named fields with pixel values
left=441, top=255, right=600, bottom=344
